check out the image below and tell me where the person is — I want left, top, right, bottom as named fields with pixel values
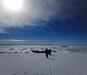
left=45, top=48, right=53, bottom=58
left=48, top=49, right=52, bottom=56
left=45, top=48, right=49, bottom=58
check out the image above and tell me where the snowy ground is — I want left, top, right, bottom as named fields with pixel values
left=0, top=44, right=87, bottom=75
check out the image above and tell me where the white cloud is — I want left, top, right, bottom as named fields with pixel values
left=0, top=0, right=63, bottom=33
left=0, top=39, right=58, bottom=44
left=1, top=0, right=84, bottom=33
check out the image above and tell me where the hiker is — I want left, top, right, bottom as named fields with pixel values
left=45, top=48, right=49, bottom=58
left=48, top=49, right=52, bottom=56
left=45, top=48, right=52, bottom=58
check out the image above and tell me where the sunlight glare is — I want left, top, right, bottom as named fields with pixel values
left=2, top=0, right=23, bottom=11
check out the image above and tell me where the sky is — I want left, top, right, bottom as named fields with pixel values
left=0, top=0, right=87, bottom=44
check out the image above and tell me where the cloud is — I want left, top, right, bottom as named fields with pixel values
left=0, top=39, right=56, bottom=44
left=0, top=0, right=87, bottom=33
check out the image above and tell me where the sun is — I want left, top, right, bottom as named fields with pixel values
left=2, top=0, right=23, bottom=11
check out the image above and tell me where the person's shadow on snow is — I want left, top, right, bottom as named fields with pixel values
left=47, top=57, right=55, bottom=60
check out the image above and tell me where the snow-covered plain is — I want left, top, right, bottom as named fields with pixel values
left=0, top=44, right=87, bottom=75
